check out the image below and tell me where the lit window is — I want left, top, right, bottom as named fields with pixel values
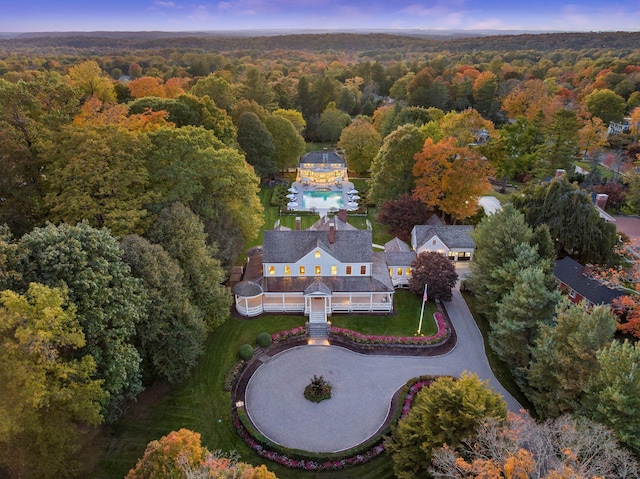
left=361, top=265, right=366, bottom=275
left=299, top=266, right=305, bottom=275
left=284, top=265, right=291, bottom=276
left=346, top=265, right=352, bottom=275
left=406, top=267, right=412, bottom=275
left=389, top=267, right=392, bottom=276
left=315, top=265, right=321, bottom=275
left=268, top=265, right=275, bottom=275
left=331, top=265, right=337, bottom=275
left=315, top=250, right=321, bottom=258
left=397, top=267, right=403, bottom=276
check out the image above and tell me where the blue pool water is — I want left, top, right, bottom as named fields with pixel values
left=301, top=189, right=344, bottom=210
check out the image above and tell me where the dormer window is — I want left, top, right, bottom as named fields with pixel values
left=361, top=265, right=366, bottom=275
left=346, top=265, right=352, bottom=275
left=268, top=266, right=275, bottom=275
left=300, top=266, right=306, bottom=275
left=315, top=250, right=321, bottom=258
left=331, top=265, right=337, bottom=275
left=284, top=265, right=291, bottom=276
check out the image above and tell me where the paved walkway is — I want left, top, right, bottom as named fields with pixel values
left=244, top=279, right=522, bottom=453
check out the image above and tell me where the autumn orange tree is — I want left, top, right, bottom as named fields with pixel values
left=413, top=136, right=492, bottom=222
left=127, top=428, right=278, bottom=479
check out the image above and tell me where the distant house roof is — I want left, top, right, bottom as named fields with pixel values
left=263, top=229, right=373, bottom=263
left=384, top=237, right=412, bottom=253
left=553, top=256, right=624, bottom=306
left=413, top=225, right=475, bottom=250
left=300, top=150, right=345, bottom=165
left=426, top=214, right=445, bottom=226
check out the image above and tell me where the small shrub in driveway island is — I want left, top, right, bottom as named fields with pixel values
left=239, top=344, right=254, bottom=360
left=304, top=375, right=332, bottom=403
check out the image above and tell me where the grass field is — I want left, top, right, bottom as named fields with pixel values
left=81, top=299, right=434, bottom=479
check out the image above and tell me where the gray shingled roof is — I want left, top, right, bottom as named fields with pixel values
left=263, top=229, right=373, bottom=263
left=384, top=237, right=411, bottom=252
left=300, top=150, right=345, bottom=165
left=553, top=257, right=624, bottom=306
left=261, top=274, right=393, bottom=293
left=384, top=251, right=417, bottom=267
left=304, top=279, right=333, bottom=295
left=232, top=281, right=263, bottom=297
left=413, top=225, right=475, bottom=249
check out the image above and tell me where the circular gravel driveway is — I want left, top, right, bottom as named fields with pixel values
left=245, top=345, right=443, bottom=452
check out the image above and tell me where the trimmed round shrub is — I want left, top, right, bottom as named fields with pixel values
left=256, top=332, right=272, bottom=348
left=239, top=344, right=254, bottom=360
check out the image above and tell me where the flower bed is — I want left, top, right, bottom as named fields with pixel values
left=330, top=312, right=449, bottom=346
left=270, top=326, right=306, bottom=343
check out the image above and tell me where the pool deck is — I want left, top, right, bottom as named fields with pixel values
left=290, top=181, right=358, bottom=217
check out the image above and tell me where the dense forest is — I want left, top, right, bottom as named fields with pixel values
left=1, top=30, right=640, bottom=478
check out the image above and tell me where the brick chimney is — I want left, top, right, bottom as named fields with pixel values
left=583, top=263, right=594, bottom=277
left=595, top=194, right=608, bottom=210
left=295, top=217, right=301, bottom=231
left=555, top=169, right=566, bottom=178
left=338, top=209, right=347, bottom=223
left=329, top=221, right=335, bottom=244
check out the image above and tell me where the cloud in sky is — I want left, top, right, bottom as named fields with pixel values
left=0, top=0, right=639, bottom=32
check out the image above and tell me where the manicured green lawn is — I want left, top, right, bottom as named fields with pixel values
left=331, top=290, right=438, bottom=337
left=81, top=305, right=435, bottom=479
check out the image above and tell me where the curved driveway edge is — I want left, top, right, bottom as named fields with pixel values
left=238, top=284, right=523, bottom=453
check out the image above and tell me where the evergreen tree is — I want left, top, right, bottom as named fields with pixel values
left=491, top=260, right=560, bottom=378
left=585, top=340, right=640, bottom=451
left=527, top=301, right=616, bottom=419
left=466, top=204, right=535, bottom=320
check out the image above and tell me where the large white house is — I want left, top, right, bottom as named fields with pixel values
left=233, top=218, right=476, bottom=319
left=233, top=216, right=394, bottom=319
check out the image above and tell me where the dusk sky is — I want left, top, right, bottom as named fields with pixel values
left=1, top=0, right=639, bottom=33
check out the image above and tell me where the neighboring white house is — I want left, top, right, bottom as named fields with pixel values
left=233, top=216, right=394, bottom=319
left=411, top=225, right=475, bottom=261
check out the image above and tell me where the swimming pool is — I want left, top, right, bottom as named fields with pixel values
left=301, top=189, right=344, bottom=210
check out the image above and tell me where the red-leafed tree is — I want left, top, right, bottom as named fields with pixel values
left=409, top=251, right=458, bottom=302
left=612, top=295, right=640, bottom=339
left=413, top=136, right=492, bottom=222
left=377, top=194, right=433, bottom=243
